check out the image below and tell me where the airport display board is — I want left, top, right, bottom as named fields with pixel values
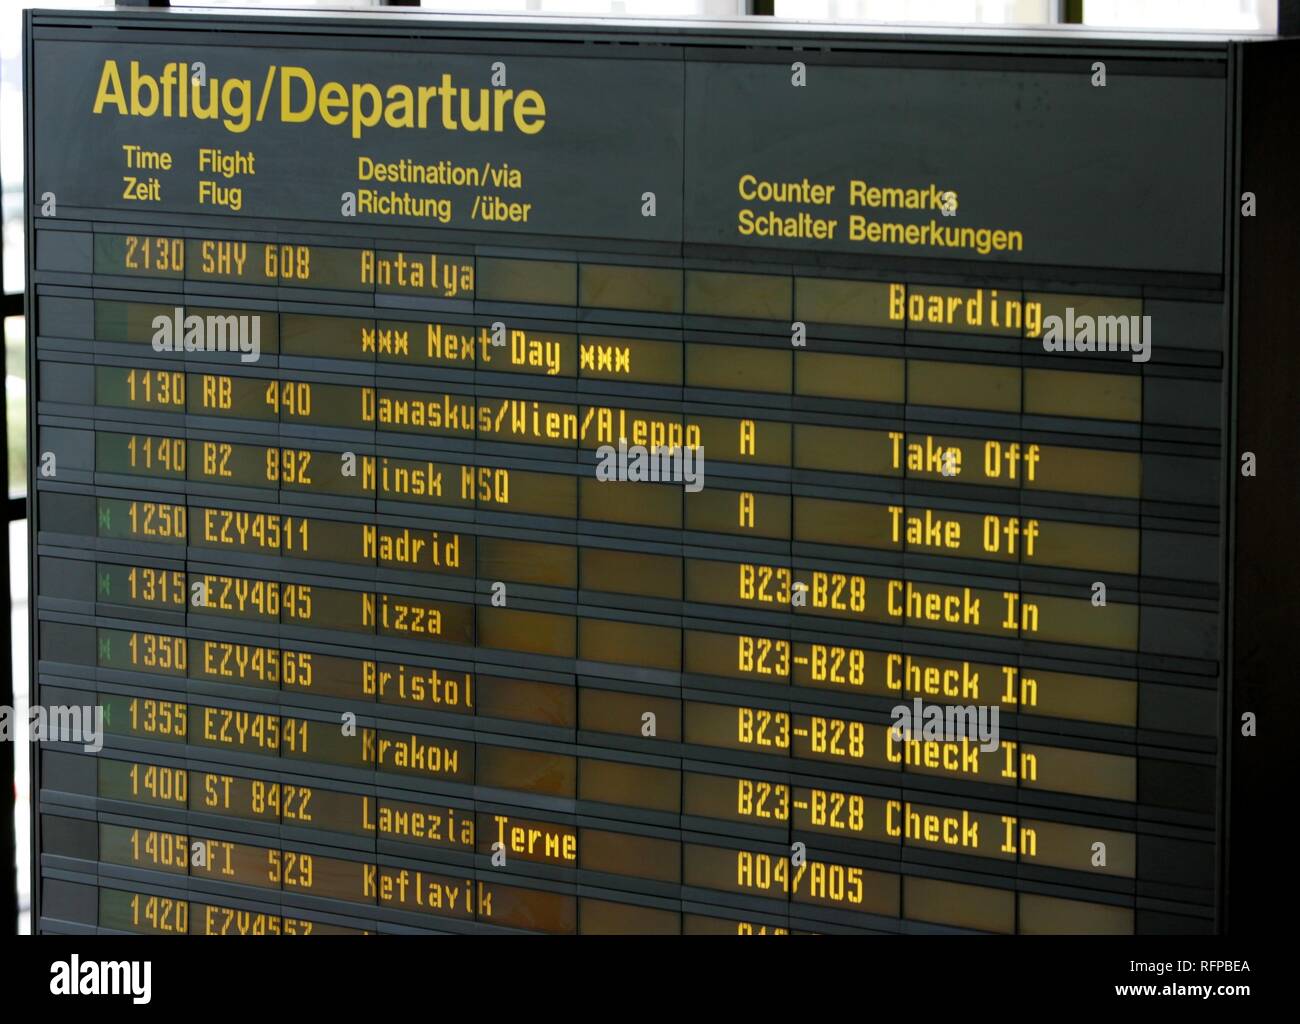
left=24, top=7, right=1299, bottom=935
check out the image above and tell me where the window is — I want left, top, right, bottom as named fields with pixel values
left=774, top=0, right=1055, bottom=23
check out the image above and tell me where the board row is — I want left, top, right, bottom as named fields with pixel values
left=44, top=427, right=1223, bottom=510
left=80, top=233, right=1160, bottom=338
left=40, top=825, right=1159, bottom=936
left=46, top=489, right=1160, bottom=577
left=41, top=554, right=1148, bottom=653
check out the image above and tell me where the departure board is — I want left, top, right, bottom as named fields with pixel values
left=23, top=7, right=1299, bottom=937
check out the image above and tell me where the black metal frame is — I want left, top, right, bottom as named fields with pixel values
left=6, top=0, right=1291, bottom=942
